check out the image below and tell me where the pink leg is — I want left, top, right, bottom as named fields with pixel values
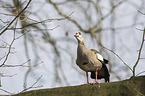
left=94, top=71, right=98, bottom=84
left=85, top=72, right=89, bottom=84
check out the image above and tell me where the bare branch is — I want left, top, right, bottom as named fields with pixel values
left=138, top=10, right=145, bottom=15
left=8, top=25, right=60, bottom=32
left=136, top=71, right=145, bottom=76
left=0, top=33, right=15, bottom=67
left=18, top=16, right=69, bottom=28
left=1, top=73, right=17, bottom=77
left=133, top=28, right=145, bottom=76
left=2, top=59, right=31, bottom=67
left=48, top=0, right=87, bottom=32
left=0, top=88, right=14, bottom=95
left=140, top=58, right=145, bottom=59
left=3, top=60, right=43, bottom=67
left=92, top=33, right=133, bottom=72
left=20, top=75, right=43, bottom=93
left=0, top=12, right=15, bottom=16
left=0, top=0, right=32, bottom=36
left=0, top=19, right=9, bottom=24
left=0, top=18, right=19, bottom=67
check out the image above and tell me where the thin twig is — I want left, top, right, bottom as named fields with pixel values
left=0, top=21, right=17, bottom=67
left=136, top=71, right=145, bottom=76
left=0, top=13, right=15, bottom=16
left=87, top=0, right=126, bottom=33
left=1, top=73, right=17, bottom=77
left=9, top=25, right=60, bottom=32
left=0, top=88, right=14, bottom=95
left=92, top=33, right=133, bottom=72
left=0, top=19, right=9, bottom=24
left=133, top=28, right=145, bottom=76
left=0, top=0, right=32, bottom=36
left=3, top=61, right=43, bottom=67
left=138, top=10, right=145, bottom=15
left=103, top=46, right=133, bottom=72
left=2, top=59, right=31, bottom=67
left=49, top=0, right=87, bottom=32
left=140, top=58, right=145, bottom=59
left=20, top=75, right=43, bottom=93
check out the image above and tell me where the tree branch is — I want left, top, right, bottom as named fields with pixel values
left=20, top=75, right=43, bottom=93
left=92, top=33, right=133, bottom=72
left=0, top=0, right=32, bottom=36
left=133, top=28, right=145, bottom=76
left=48, top=0, right=87, bottom=32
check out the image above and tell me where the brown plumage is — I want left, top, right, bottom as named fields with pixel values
left=90, top=49, right=110, bottom=82
left=74, top=32, right=108, bottom=83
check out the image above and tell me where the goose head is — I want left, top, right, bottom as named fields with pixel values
left=74, top=32, right=85, bottom=44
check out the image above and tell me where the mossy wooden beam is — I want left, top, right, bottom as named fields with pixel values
left=14, top=76, right=145, bottom=96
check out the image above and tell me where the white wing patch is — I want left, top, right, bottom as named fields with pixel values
left=96, top=53, right=104, bottom=61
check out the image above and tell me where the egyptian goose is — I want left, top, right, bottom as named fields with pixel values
left=74, top=32, right=110, bottom=83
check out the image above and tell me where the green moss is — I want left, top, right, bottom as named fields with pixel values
left=14, top=76, right=145, bottom=96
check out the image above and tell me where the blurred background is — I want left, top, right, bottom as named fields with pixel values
left=0, top=0, right=145, bottom=95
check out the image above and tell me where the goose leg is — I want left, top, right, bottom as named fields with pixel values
left=94, top=71, right=98, bottom=84
left=86, top=72, right=89, bottom=84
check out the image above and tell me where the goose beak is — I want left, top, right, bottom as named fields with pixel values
left=74, top=34, right=79, bottom=37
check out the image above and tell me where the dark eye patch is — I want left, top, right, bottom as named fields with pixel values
left=83, top=62, right=88, bottom=65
